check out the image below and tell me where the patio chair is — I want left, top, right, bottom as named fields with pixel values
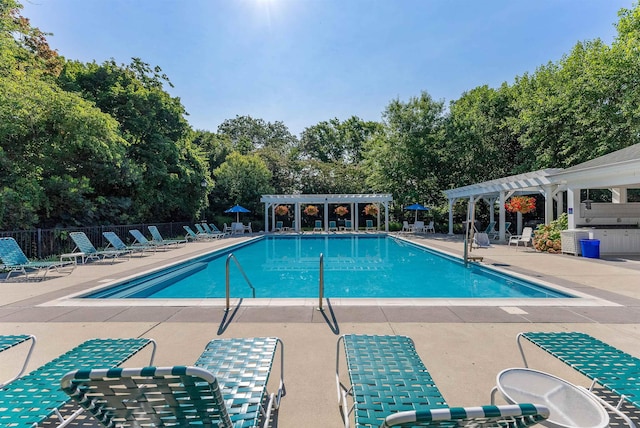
left=62, top=337, right=284, bottom=428
left=148, top=225, right=187, bottom=247
left=490, top=222, right=512, bottom=240
left=473, top=232, right=491, bottom=248
left=69, top=231, right=130, bottom=263
left=425, top=220, right=435, bottom=233
left=344, top=219, right=354, bottom=231
left=365, top=219, right=375, bottom=231
left=0, top=337, right=155, bottom=427
left=413, top=220, right=425, bottom=233
left=0, top=334, right=36, bottom=387
left=401, top=221, right=411, bottom=233
left=244, top=222, right=253, bottom=233
left=223, top=223, right=233, bottom=234
left=275, top=220, right=284, bottom=232
left=508, top=227, right=533, bottom=249
left=0, top=237, right=75, bottom=281
left=313, top=219, right=323, bottom=232
left=336, top=334, right=549, bottom=428
left=329, top=220, right=338, bottom=232
left=103, top=231, right=153, bottom=255
left=516, top=331, right=640, bottom=412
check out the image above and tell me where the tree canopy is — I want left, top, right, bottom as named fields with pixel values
left=2, top=0, right=640, bottom=230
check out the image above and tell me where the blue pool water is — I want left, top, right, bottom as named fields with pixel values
left=85, top=235, right=572, bottom=299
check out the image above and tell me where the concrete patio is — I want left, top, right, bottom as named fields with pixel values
left=1, top=232, right=639, bottom=427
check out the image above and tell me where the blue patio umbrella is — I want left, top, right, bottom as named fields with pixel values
left=225, top=204, right=250, bottom=222
left=405, top=203, right=430, bottom=222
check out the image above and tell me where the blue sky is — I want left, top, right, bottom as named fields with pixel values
left=22, top=0, right=635, bottom=136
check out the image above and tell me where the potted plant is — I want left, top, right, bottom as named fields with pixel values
left=334, top=206, right=349, bottom=217
left=363, top=204, right=379, bottom=216
left=304, top=205, right=319, bottom=216
left=274, top=205, right=289, bottom=216
left=505, top=196, right=536, bottom=214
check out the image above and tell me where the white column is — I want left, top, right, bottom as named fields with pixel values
left=264, top=203, right=269, bottom=232
left=295, top=202, right=301, bottom=232
left=324, top=201, right=329, bottom=231
left=448, top=198, right=455, bottom=235
left=499, top=192, right=506, bottom=241
left=487, top=197, right=497, bottom=226
left=612, top=188, right=627, bottom=203
left=555, top=191, right=564, bottom=219
left=567, top=188, right=580, bottom=229
left=543, top=185, right=554, bottom=225
left=271, top=204, right=276, bottom=232
left=384, top=202, right=389, bottom=232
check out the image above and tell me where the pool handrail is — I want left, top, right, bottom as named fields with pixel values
left=225, top=253, right=256, bottom=311
left=317, top=253, right=325, bottom=311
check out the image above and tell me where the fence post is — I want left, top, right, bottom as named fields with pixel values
left=37, top=228, right=42, bottom=259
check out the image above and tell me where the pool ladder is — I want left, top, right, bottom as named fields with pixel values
left=225, top=253, right=256, bottom=312
left=317, top=253, right=325, bottom=311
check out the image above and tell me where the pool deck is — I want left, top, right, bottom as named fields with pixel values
left=1, top=232, right=640, bottom=426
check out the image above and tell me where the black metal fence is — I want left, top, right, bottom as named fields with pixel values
left=0, top=222, right=191, bottom=260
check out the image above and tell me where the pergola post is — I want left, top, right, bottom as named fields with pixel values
left=448, top=198, right=455, bottom=235
left=323, top=201, right=329, bottom=231
left=499, top=192, right=506, bottom=242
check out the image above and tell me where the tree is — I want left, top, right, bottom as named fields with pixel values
left=213, top=152, right=274, bottom=214
left=363, top=92, right=446, bottom=206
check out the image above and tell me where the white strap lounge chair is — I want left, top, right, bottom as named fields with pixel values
left=62, top=337, right=284, bottom=428
left=473, top=232, right=491, bottom=248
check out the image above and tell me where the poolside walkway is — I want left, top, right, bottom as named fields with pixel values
left=1, top=232, right=639, bottom=427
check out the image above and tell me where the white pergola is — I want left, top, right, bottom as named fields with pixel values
left=443, top=143, right=640, bottom=240
left=260, top=194, right=393, bottom=232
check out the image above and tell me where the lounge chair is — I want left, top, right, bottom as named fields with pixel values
left=195, top=223, right=222, bottom=239
left=69, top=231, right=130, bottom=263
left=129, top=229, right=164, bottom=250
left=365, top=219, right=375, bottom=231
left=103, top=231, right=153, bottom=255
left=0, top=337, right=155, bottom=427
left=510, top=332, right=640, bottom=427
left=183, top=225, right=212, bottom=241
left=62, top=337, right=284, bottom=428
left=473, top=232, right=491, bottom=248
left=329, top=220, right=338, bottom=232
left=0, top=334, right=36, bottom=387
left=209, top=223, right=228, bottom=236
left=275, top=220, right=284, bottom=232
left=336, top=334, right=549, bottom=428
left=483, top=221, right=497, bottom=235
left=508, top=227, right=533, bottom=249
left=313, top=219, right=323, bottom=232
left=516, top=331, right=640, bottom=412
left=425, top=220, right=435, bottom=233
left=148, top=225, right=187, bottom=247
left=490, top=222, right=511, bottom=240
left=201, top=223, right=225, bottom=238
left=344, top=220, right=354, bottom=231
left=0, top=237, right=74, bottom=281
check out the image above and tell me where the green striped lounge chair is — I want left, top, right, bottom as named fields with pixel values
left=0, top=237, right=74, bottom=281
left=61, top=337, right=285, bottom=428
left=148, top=225, right=187, bottom=247
left=129, top=229, right=165, bottom=250
left=336, top=334, right=549, bottom=427
left=517, top=331, right=640, bottom=411
left=0, top=337, right=155, bottom=427
left=0, top=334, right=36, bottom=387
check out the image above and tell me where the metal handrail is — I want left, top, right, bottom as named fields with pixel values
left=317, top=253, right=325, bottom=311
left=225, top=253, right=256, bottom=312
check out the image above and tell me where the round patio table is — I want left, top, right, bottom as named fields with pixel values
left=495, top=368, right=609, bottom=428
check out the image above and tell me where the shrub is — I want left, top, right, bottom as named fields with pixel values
left=533, top=213, right=568, bottom=253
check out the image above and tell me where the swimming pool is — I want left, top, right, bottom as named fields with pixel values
left=83, top=235, right=572, bottom=299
